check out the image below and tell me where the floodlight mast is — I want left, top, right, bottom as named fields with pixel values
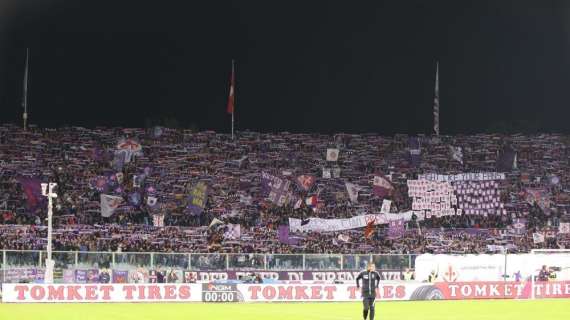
left=41, top=182, right=57, bottom=283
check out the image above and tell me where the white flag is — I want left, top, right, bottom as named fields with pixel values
left=450, top=146, right=463, bottom=164
left=533, top=232, right=545, bottom=244
left=322, top=168, right=331, bottom=179
left=345, top=183, right=362, bottom=203
left=100, top=194, right=124, bottom=217
left=147, top=196, right=158, bottom=207
left=152, top=214, right=164, bottom=227
left=326, top=148, right=339, bottom=161
left=559, top=223, right=570, bottom=234
left=224, top=224, right=241, bottom=239
left=209, top=218, right=224, bottom=229
left=381, top=199, right=392, bottom=214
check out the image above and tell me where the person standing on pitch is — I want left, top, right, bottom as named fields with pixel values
left=356, top=262, right=381, bottom=320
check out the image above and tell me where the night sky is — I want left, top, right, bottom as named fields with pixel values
left=1, top=0, right=570, bottom=134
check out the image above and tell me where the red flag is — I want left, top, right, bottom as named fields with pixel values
left=364, top=218, right=376, bottom=239
left=227, top=60, right=235, bottom=114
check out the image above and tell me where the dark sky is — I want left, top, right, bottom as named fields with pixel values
left=1, top=0, right=570, bottom=134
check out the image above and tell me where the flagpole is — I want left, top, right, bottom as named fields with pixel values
left=22, top=48, right=30, bottom=131
left=433, top=60, right=439, bottom=136
left=231, top=59, right=235, bottom=140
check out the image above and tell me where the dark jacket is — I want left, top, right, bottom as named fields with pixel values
left=356, top=270, right=381, bottom=297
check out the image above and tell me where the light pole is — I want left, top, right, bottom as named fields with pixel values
left=41, top=182, right=57, bottom=284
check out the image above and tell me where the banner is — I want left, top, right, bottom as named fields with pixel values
left=418, top=172, right=506, bottom=182
left=187, top=182, right=208, bottom=215
left=183, top=270, right=404, bottom=282
left=415, top=253, right=570, bottom=283
left=5, top=281, right=570, bottom=303
left=1, top=283, right=202, bottom=303
left=289, top=212, right=420, bottom=233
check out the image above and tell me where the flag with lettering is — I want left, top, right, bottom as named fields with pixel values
left=559, top=222, right=570, bottom=234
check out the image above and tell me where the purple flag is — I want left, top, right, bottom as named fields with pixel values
left=388, top=219, right=405, bottom=239
left=112, top=270, right=129, bottom=283
left=408, top=137, right=422, bottom=167
left=75, top=270, right=88, bottom=283
left=186, top=182, right=208, bottom=215
left=16, top=176, right=44, bottom=212
left=278, top=225, right=299, bottom=245
left=513, top=218, right=527, bottom=235
left=496, top=145, right=517, bottom=172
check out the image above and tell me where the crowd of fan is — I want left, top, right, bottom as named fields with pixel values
left=1, top=124, right=570, bottom=254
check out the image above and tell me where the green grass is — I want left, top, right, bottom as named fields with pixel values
left=1, top=300, right=570, bottom=320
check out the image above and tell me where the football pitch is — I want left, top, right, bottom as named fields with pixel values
left=1, top=300, right=570, bottom=320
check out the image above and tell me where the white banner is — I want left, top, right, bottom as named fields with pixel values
left=415, top=253, right=570, bottom=283
left=418, top=172, right=505, bottom=182
left=1, top=283, right=202, bottom=303
left=289, top=212, right=421, bottom=233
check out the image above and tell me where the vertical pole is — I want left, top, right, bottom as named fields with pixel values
left=2, top=250, right=5, bottom=283
left=433, top=60, right=439, bottom=136
left=188, top=253, right=192, bottom=270
left=264, top=254, right=267, bottom=270
left=42, top=183, right=57, bottom=283
left=231, top=59, right=235, bottom=140
left=75, top=251, right=79, bottom=268
left=47, top=196, right=52, bottom=265
left=503, top=250, right=507, bottom=283
left=22, top=48, right=29, bottom=131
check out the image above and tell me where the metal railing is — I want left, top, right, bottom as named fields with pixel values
left=1, top=250, right=417, bottom=271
